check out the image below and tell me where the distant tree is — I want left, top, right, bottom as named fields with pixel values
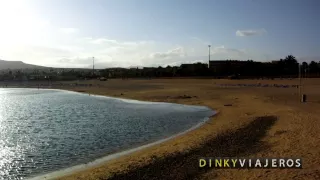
left=302, top=61, right=308, bottom=69
left=281, top=55, right=299, bottom=76
left=309, top=61, right=318, bottom=74
left=284, top=55, right=298, bottom=64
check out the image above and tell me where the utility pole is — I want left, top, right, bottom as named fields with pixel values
left=304, top=67, right=307, bottom=79
left=92, top=57, right=95, bottom=76
left=208, top=45, right=211, bottom=68
left=298, top=62, right=301, bottom=100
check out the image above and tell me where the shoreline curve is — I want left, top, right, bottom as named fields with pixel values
left=19, top=88, right=217, bottom=180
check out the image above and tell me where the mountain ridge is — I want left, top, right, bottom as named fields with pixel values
left=0, top=59, right=48, bottom=70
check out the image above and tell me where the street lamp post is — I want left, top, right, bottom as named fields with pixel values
left=298, top=62, right=307, bottom=103
left=298, top=62, right=301, bottom=100
left=92, top=57, right=95, bottom=76
left=208, top=45, right=211, bottom=68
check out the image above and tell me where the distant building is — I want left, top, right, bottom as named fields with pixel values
left=105, top=68, right=127, bottom=78
left=209, top=60, right=244, bottom=71
left=180, top=63, right=195, bottom=69
left=94, top=70, right=101, bottom=76
left=108, top=68, right=127, bottom=71
left=209, top=60, right=249, bottom=69
left=208, top=60, right=252, bottom=75
left=28, top=74, right=42, bottom=80
left=180, top=62, right=207, bottom=70
left=271, top=60, right=281, bottom=64
left=143, top=67, right=156, bottom=70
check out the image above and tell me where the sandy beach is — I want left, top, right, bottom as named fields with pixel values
left=21, top=78, right=320, bottom=179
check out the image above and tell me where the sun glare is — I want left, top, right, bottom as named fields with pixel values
left=0, top=0, right=49, bottom=46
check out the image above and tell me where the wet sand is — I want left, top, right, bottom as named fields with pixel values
left=20, top=78, right=320, bottom=179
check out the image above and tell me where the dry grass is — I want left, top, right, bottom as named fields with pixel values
left=29, top=78, right=320, bottom=180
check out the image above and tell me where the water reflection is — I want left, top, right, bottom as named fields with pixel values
left=0, top=89, right=214, bottom=179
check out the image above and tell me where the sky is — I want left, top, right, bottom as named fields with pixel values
left=0, top=0, right=319, bottom=68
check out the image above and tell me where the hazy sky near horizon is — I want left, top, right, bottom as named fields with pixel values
left=0, top=0, right=319, bottom=68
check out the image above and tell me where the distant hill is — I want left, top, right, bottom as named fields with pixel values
left=0, top=60, right=47, bottom=70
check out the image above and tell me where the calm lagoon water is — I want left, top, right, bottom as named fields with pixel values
left=0, top=88, right=214, bottom=179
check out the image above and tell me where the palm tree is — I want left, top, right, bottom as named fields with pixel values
left=284, top=55, right=298, bottom=64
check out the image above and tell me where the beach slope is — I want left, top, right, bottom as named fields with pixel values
left=38, top=78, right=320, bottom=179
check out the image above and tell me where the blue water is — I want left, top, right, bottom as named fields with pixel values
left=0, top=88, right=214, bottom=179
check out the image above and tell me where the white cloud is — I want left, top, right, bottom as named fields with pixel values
left=89, top=38, right=118, bottom=45
left=210, top=45, right=245, bottom=56
left=236, top=29, right=266, bottom=37
left=149, top=47, right=186, bottom=59
left=140, top=45, right=260, bottom=67
left=0, top=32, right=271, bottom=68
left=59, top=28, right=79, bottom=34
left=85, top=37, right=153, bottom=48
left=0, top=1, right=274, bottom=68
